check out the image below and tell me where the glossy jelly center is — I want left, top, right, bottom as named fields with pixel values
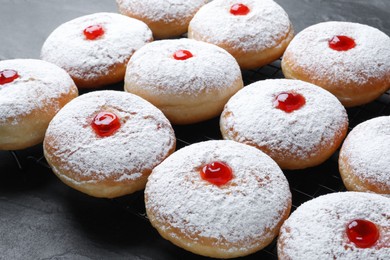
left=0, top=69, right=19, bottom=85
left=328, top=35, right=356, bottom=51
left=173, top=50, right=193, bottom=60
left=346, top=219, right=379, bottom=248
left=91, top=111, right=121, bottom=137
left=230, top=3, right=250, bottom=15
left=200, top=161, right=233, bottom=186
left=84, top=24, right=105, bottom=40
left=273, top=92, right=306, bottom=113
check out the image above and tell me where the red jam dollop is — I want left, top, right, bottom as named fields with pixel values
left=346, top=219, right=380, bottom=248
left=200, top=161, right=233, bottom=186
left=84, top=24, right=105, bottom=40
left=230, top=3, right=250, bottom=16
left=173, top=50, right=193, bottom=60
left=273, top=92, right=306, bottom=113
left=0, top=69, right=19, bottom=85
left=328, top=35, right=356, bottom=51
left=91, top=111, right=121, bottom=137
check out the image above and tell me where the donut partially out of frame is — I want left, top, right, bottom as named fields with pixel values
left=0, top=59, right=78, bottom=150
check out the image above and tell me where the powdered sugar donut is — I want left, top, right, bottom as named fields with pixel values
left=124, top=38, right=243, bottom=124
left=278, top=192, right=390, bottom=259
left=145, top=140, right=291, bottom=258
left=282, top=21, right=390, bottom=107
left=0, top=59, right=77, bottom=150
left=339, top=116, right=390, bottom=195
left=116, top=0, right=207, bottom=39
left=220, top=79, right=348, bottom=170
left=41, top=12, right=153, bottom=88
left=43, top=91, right=176, bottom=198
left=188, top=0, right=294, bottom=69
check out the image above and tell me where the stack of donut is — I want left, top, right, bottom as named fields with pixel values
left=1, top=0, right=390, bottom=259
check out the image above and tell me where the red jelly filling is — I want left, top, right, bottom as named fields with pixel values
left=200, top=161, right=233, bottom=186
left=273, top=92, right=306, bottom=113
left=173, top=50, right=193, bottom=60
left=91, top=111, right=121, bottom=137
left=84, top=24, right=105, bottom=40
left=0, top=69, right=19, bottom=85
left=328, top=35, right=356, bottom=51
left=230, top=3, right=250, bottom=16
left=346, top=219, right=379, bottom=248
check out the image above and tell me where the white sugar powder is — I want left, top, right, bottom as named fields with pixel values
left=146, top=140, right=291, bottom=253
left=125, top=38, right=241, bottom=96
left=221, top=79, right=348, bottom=160
left=278, top=192, right=390, bottom=259
left=44, top=90, right=175, bottom=183
left=283, top=21, right=390, bottom=86
left=340, top=116, right=390, bottom=190
left=41, top=12, right=152, bottom=81
left=0, top=59, right=75, bottom=124
left=189, top=0, right=292, bottom=52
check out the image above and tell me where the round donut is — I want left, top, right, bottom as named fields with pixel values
left=43, top=90, right=176, bottom=198
left=220, top=79, right=349, bottom=170
left=278, top=192, right=390, bottom=259
left=145, top=140, right=292, bottom=258
left=282, top=21, right=390, bottom=107
left=0, top=59, right=78, bottom=151
left=188, top=0, right=294, bottom=69
left=41, top=12, right=153, bottom=88
left=124, top=38, right=243, bottom=125
left=116, top=0, right=207, bottom=39
left=339, top=116, right=390, bottom=195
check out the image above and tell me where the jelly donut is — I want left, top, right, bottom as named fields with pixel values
left=220, top=79, right=348, bottom=170
left=278, top=192, right=390, bottom=259
left=124, top=38, right=243, bottom=124
left=43, top=90, right=176, bottom=198
left=339, top=116, right=390, bottom=195
left=282, top=21, right=390, bottom=107
left=188, top=0, right=294, bottom=69
left=41, top=12, right=153, bottom=88
left=116, top=0, right=207, bottom=39
left=145, top=140, right=292, bottom=258
left=0, top=59, right=77, bottom=151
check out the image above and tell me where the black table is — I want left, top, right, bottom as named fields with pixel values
left=1, top=1, right=389, bottom=259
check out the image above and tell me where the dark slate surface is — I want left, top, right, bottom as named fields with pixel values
left=0, top=1, right=389, bottom=259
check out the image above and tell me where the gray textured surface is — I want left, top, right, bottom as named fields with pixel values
left=0, top=1, right=389, bottom=259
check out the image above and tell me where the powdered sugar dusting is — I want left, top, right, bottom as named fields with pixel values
left=283, top=21, right=390, bottom=86
left=0, top=59, right=75, bottom=124
left=278, top=192, right=390, bottom=259
left=221, top=79, right=348, bottom=160
left=189, top=0, right=292, bottom=52
left=44, top=90, right=175, bottom=183
left=145, top=140, right=291, bottom=252
left=116, top=0, right=207, bottom=24
left=41, top=12, right=152, bottom=81
left=340, top=116, right=390, bottom=190
left=125, top=38, right=241, bottom=96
